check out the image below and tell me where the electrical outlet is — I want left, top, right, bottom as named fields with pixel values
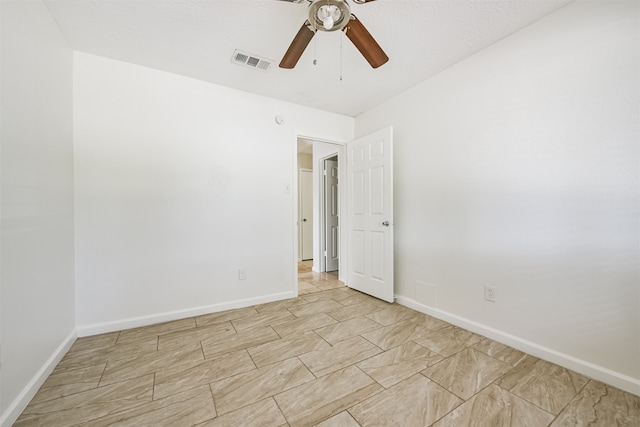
left=484, top=286, right=496, bottom=302
left=238, top=269, right=247, bottom=280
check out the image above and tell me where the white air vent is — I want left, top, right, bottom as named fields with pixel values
left=231, top=50, right=273, bottom=72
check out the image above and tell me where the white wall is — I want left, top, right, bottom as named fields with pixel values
left=356, top=0, right=639, bottom=392
left=74, top=53, right=354, bottom=333
left=297, top=152, right=312, bottom=261
left=297, top=153, right=312, bottom=170
left=0, top=0, right=75, bottom=423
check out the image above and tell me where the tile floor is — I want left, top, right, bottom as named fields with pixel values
left=16, top=261, right=640, bottom=426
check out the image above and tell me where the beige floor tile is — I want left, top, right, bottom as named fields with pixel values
left=298, top=275, right=335, bottom=287
left=432, top=384, right=555, bottom=427
left=55, top=337, right=158, bottom=372
left=299, top=336, right=382, bottom=377
left=361, top=320, right=431, bottom=351
left=551, top=380, right=640, bottom=426
left=15, top=374, right=154, bottom=427
left=472, top=338, right=528, bottom=367
left=100, top=342, right=204, bottom=386
left=31, top=363, right=106, bottom=405
left=157, top=321, right=235, bottom=351
left=357, top=341, right=443, bottom=388
left=413, top=325, right=484, bottom=357
left=271, top=312, right=337, bottom=338
left=299, top=281, right=322, bottom=294
left=410, top=313, right=451, bottom=331
left=337, top=293, right=381, bottom=307
left=299, top=271, right=339, bottom=283
left=315, top=280, right=346, bottom=290
left=302, top=289, right=353, bottom=303
left=298, top=271, right=323, bottom=281
left=254, top=297, right=309, bottom=313
left=201, top=326, right=280, bottom=359
left=231, top=310, right=295, bottom=332
left=21, top=263, right=631, bottom=426
left=315, top=316, right=383, bottom=344
left=365, top=305, right=420, bottom=326
left=498, top=356, right=589, bottom=415
left=116, top=318, right=197, bottom=344
left=348, top=374, right=463, bottom=427
left=67, top=332, right=119, bottom=354
left=274, top=365, right=383, bottom=427
left=327, top=301, right=382, bottom=322
left=315, top=410, right=361, bottom=427
left=210, top=357, right=315, bottom=415
left=357, top=295, right=395, bottom=309
left=247, top=330, right=331, bottom=367
left=154, top=349, right=256, bottom=400
left=198, top=398, right=287, bottom=427
left=195, top=306, right=260, bottom=327
left=90, top=385, right=216, bottom=427
left=422, top=348, right=512, bottom=399
left=288, top=299, right=345, bottom=318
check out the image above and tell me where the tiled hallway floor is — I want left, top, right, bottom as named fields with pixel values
left=16, top=263, right=640, bottom=426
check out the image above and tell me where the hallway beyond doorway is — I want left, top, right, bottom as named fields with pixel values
left=298, top=261, right=343, bottom=295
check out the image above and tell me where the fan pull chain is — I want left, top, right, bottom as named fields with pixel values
left=313, top=37, right=317, bottom=65
left=339, top=30, right=343, bottom=81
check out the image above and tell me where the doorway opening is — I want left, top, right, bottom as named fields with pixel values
left=296, top=137, right=345, bottom=294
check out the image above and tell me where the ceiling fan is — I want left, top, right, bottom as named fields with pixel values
left=277, top=0, right=389, bottom=69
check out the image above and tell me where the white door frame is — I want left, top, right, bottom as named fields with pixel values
left=293, top=134, right=347, bottom=294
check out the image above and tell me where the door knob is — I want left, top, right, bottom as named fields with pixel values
left=382, top=221, right=390, bottom=227
left=303, top=219, right=308, bottom=222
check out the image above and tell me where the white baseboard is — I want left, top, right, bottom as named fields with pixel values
left=0, top=330, right=77, bottom=427
left=76, top=290, right=298, bottom=337
left=396, top=295, right=640, bottom=397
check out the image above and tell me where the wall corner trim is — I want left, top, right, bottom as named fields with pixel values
left=395, top=296, right=640, bottom=397
left=0, top=330, right=78, bottom=427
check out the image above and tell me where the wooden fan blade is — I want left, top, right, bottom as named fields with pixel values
left=279, top=21, right=316, bottom=69
left=343, top=15, right=388, bottom=68
left=353, top=0, right=378, bottom=3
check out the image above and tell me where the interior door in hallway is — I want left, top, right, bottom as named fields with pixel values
left=347, top=127, right=394, bottom=303
left=324, top=159, right=339, bottom=272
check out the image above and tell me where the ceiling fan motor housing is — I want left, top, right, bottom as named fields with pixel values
left=308, top=0, right=351, bottom=32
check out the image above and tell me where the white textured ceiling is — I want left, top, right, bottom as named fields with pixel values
left=44, top=0, right=573, bottom=117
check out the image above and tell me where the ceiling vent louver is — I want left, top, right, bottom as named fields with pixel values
left=231, top=50, right=273, bottom=72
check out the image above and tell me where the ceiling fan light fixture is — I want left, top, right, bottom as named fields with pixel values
left=318, top=5, right=338, bottom=30
left=323, top=16, right=334, bottom=30
left=308, top=0, right=350, bottom=32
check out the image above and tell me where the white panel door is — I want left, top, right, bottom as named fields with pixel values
left=300, top=169, right=313, bottom=260
left=347, top=127, right=394, bottom=302
left=324, top=159, right=339, bottom=272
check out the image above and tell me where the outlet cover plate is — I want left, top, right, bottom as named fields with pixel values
left=484, top=286, right=496, bottom=302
